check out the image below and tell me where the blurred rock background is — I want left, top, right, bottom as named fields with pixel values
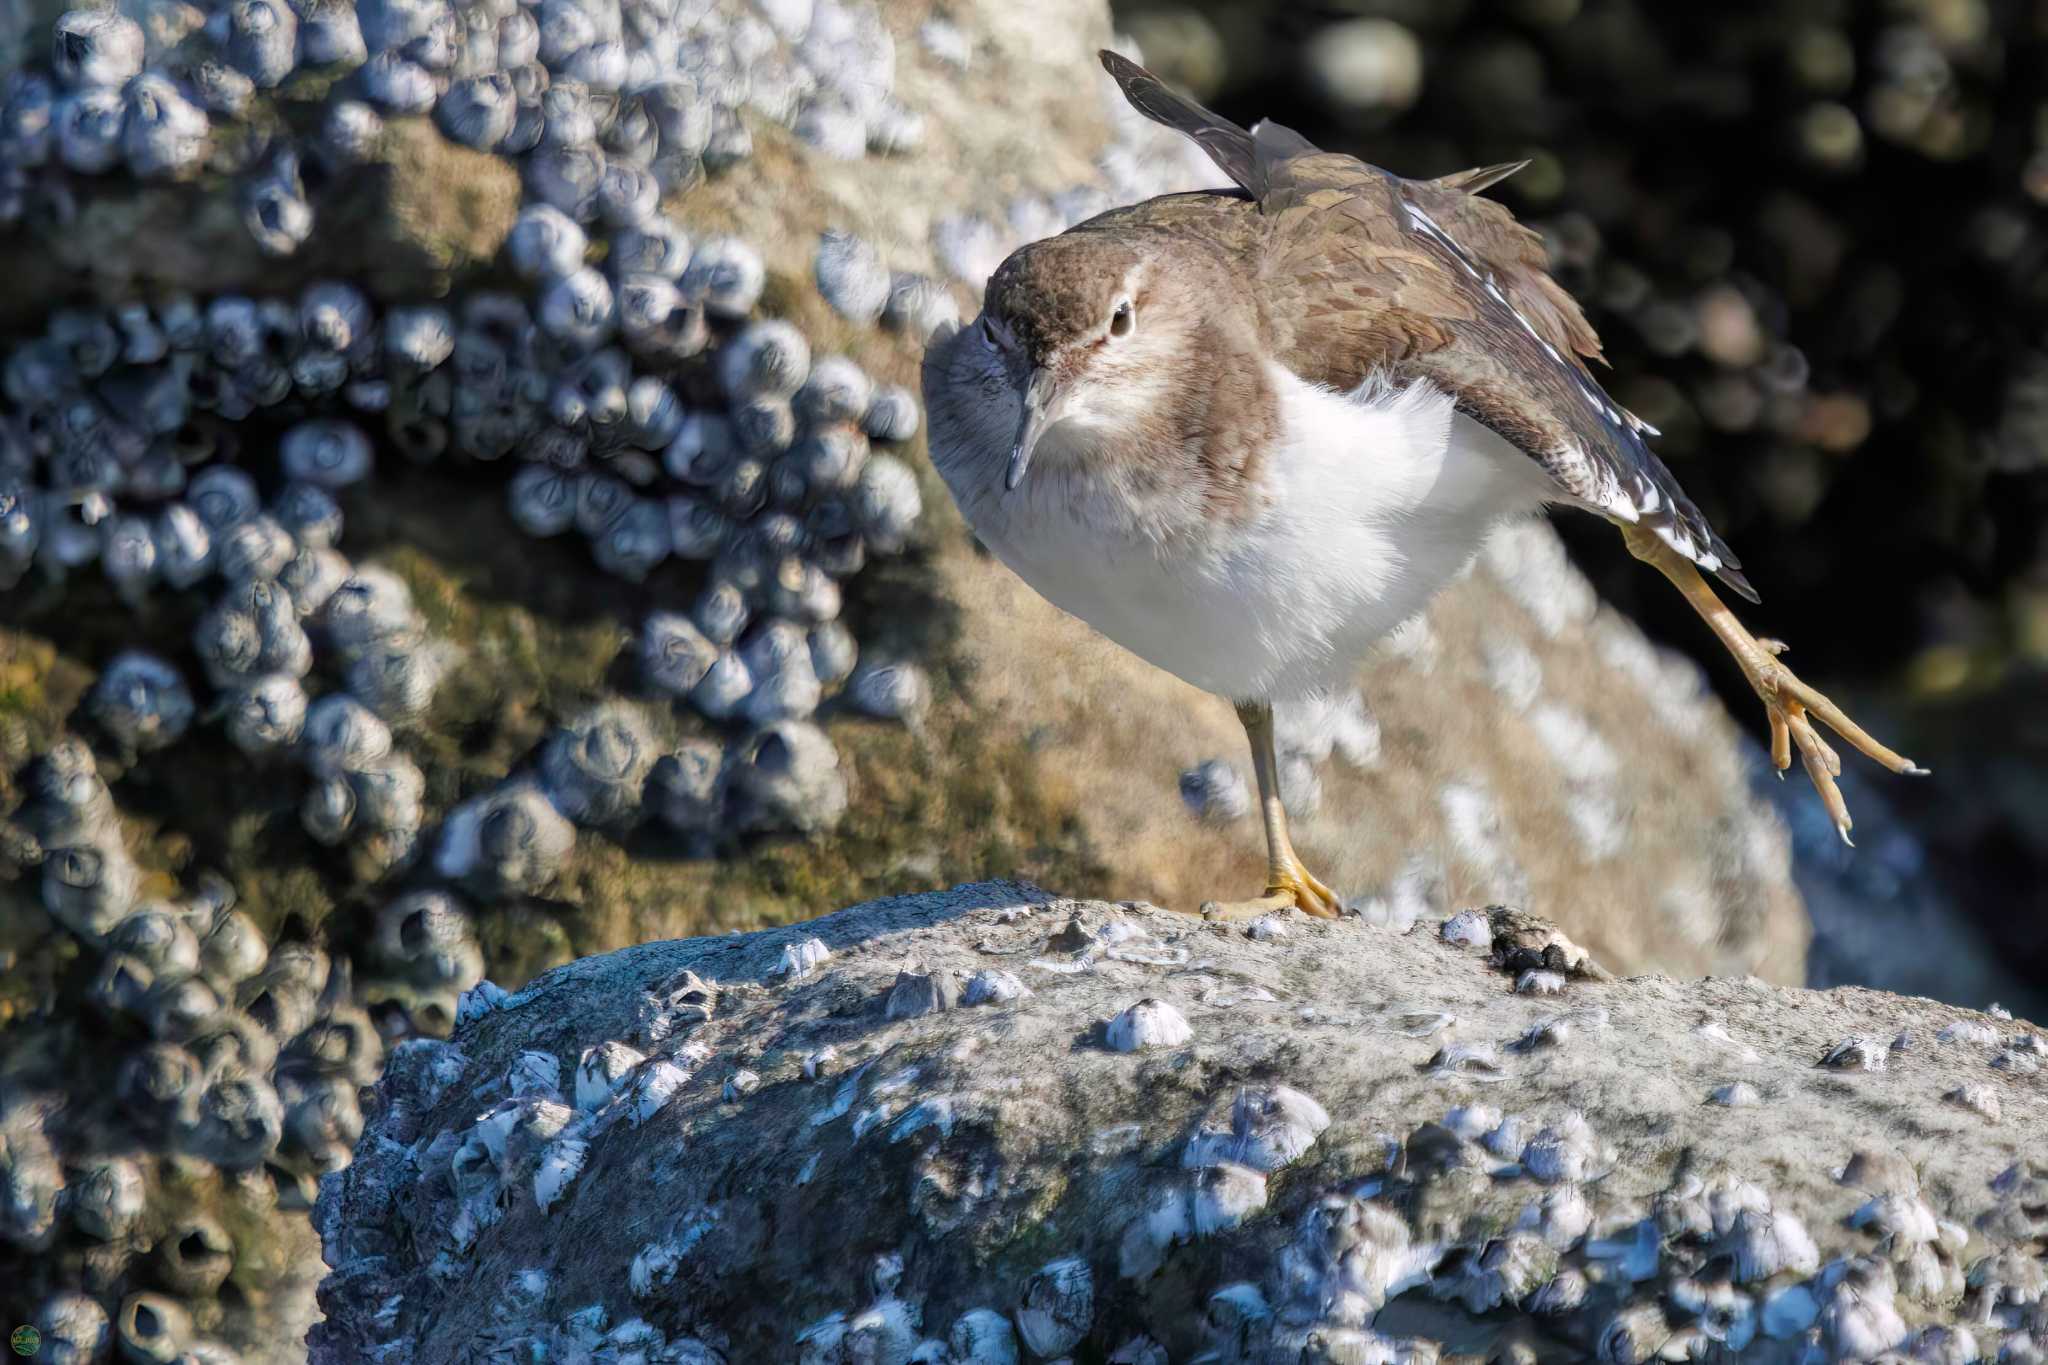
left=1111, top=0, right=2048, bottom=1002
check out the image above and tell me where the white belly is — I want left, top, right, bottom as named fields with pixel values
left=970, top=369, right=1558, bottom=701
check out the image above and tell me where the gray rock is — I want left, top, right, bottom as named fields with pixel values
left=312, top=882, right=2047, bottom=1363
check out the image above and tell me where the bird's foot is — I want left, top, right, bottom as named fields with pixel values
left=1739, top=637, right=1928, bottom=846
left=1200, top=864, right=1344, bottom=921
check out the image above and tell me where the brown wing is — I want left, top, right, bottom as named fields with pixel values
left=1096, top=51, right=1755, bottom=602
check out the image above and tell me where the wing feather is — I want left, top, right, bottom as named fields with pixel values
left=1099, top=51, right=1756, bottom=602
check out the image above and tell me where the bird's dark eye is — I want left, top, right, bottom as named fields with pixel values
left=1109, top=300, right=1135, bottom=338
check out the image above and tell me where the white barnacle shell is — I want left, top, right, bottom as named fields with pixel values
left=863, top=383, right=921, bottom=443
left=1191, top=1162, right=1268, bottom=1237
left=962, top=969, right=1029, bottom=1006
left=1943, top=1081, right=2000, bottom=1122
left=1015, top=1257, right=1093, bottom=1358
left=223, top=673, right=308, bottom=753
left=539, top=267, right=617, bottom=350
left=727, top=720, right=847, bottom=834
left=374, top=890, right=482, bottom=991
left=1517, top=1185, right=1594, bottom=1250
left=612, top=220, right=692, bottom=280
left=1517, top=968, right=1567, bottom=996
left=508, top=203, right=588, bottom=281
left=717, top=319, right=810, bottom=401
left=1585, top=1216, right=1661, bottom=1283
left=1424, top=1041, right=1505, bottom=1081
left=1520, top=1111, right=1600, bottom=1183
left=300, top=695, right=392, bottom=776
left=1848, top=1192, right=1939, bottom=1245
left=54, top=11, right=145, bottom=89
left=507, top=1048, right=563, bottom=1100
left=574, top=1041, right=646, bottom=1110
left=948, top=1308, right=1019, bottom=1365
left=534, top=1137, right=588, bottom=1211
left=795, top=354, right=873, bottom=426
left=456, top=979, right=511, bottom=1024
left=689, top=651, right=753, bottom=721
left=280, top=545, right=351, bottom=619
left=885, top=968, right=958, bottom=1019
left=808, top=621, right=859, bottom=691
left=1442, top=1232, right=1559, bottom=1314
left=218, top=515, right=296, bottom=586
left=189, top=463, right=261, bottom=534
left=122, top=73, right=210, bottom=179
left=1182, top=1085, right=1329, bottom=1171
left=1440, top=909, right=1493, bottom=950
left=623, top=1057, right=688, bottom=1126
left=324, top=566, right=418, bottom=657
left=281, top=418, right=373, bottom=489
left=1936, top=1018, right=2000, bottom=1046
left=846, top=658, right=930, bottom=723
left=617, top=275, right=709, bottom=362
left=590, top=497, right=671, bottom=582
left=152, top=503, right=212, bottom=589
left=1708, top=1081, right=1761, bottom=1107
left=1105, top=998, right=1191, bottom=1053
left=99, top=515, right=157, bottom=603
left=1724, top=1206, right=1820, bottom=1282
left=434, top=780, right=575, bottom=895
left=89, top=651, right=194, bottom=752
left=853, top=452, right=922, bottom=553
left=539, top=702, right=656, bottom=827
left=1819, top=1036, right=1888, bottom=1071
left=69, top=1155, right=146, bottom=1240
left=767, top=937, right=831, bottom=983
left=1819, top=1258, right=1907, bottom=1358
left=1596, top=1304, right=1672, bottom=1364
left=811, top=229, right=889, bottom=327
left=639, top=611, right=718, bottom=698
left=300, top=775, right=355, bottom=845
left=115, top=1293, right=192, bottom=1363
left=680, top=234, right=764, bottom=319
left=648, top=739, right=724, bottom=837
left=509, top=465, right=578, bottom=538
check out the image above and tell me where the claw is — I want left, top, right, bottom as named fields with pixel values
left=1619, top=524, right=1924, bottom=846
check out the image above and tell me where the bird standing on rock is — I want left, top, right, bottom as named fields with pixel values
left=922, top=51, right=1926, bottom=921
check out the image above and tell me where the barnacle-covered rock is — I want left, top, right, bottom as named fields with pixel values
left=313, top=887, right=2042, bottom=1360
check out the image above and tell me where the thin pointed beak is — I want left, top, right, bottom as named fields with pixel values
left=1007, top=368, right=1067, bottom=492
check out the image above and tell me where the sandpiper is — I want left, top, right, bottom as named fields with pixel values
left=922, top=51, right=1925, bottom=921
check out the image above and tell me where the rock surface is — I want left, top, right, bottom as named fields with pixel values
left=313, top=881, right=2048, bottom=1363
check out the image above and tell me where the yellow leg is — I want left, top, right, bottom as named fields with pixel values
left=1622, top=526, right=1926, bottom=845
left=1200, top=701, right=1345, bottom=921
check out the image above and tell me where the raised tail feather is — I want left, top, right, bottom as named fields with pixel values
left=1098, top=49, right=1319, bottom=198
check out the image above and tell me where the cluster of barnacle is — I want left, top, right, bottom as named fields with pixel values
left=4, top=742, right=386, bottom=1365
left=0, top=0, right=922, bottom=253
left=312, top=977, right=737, bottom=1361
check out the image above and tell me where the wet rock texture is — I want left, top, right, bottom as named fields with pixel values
left=314, top=882, right=2048, bottom=1363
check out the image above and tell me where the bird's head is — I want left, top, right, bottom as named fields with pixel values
left=975, top=232, right=1184, bottom=491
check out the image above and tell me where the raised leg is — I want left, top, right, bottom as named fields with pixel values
left=1621, top=525, right=1926, bottom=845
left=1200, top=700, right=1345, bottom=921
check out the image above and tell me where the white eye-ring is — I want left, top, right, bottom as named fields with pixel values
left=1109, top=299, right=1135, bottom=338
